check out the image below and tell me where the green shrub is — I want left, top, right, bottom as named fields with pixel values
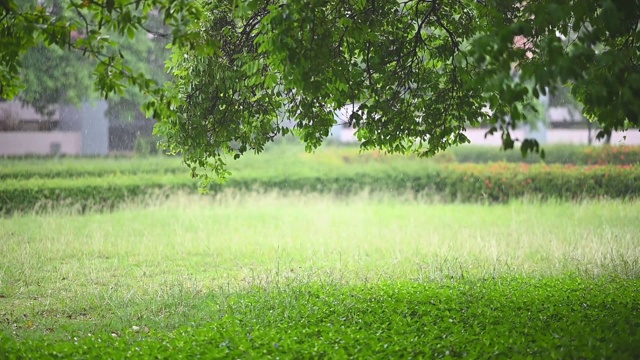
left=0, top=174, right=199, bottom=214
left=1, top=163, right=638, bottom=214
left=430, top=163, right=640, bottom=203
left=0, top=156, right=187, bottom=180
left=134, top=135, right=160, bottom=156
left=232, top=163, right=640, bottom=203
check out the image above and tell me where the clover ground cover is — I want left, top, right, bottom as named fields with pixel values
left=1, top=193, right=639, bottom=358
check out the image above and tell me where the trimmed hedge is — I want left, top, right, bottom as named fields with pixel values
left=231, top=163, right=640, bottom=203
left=444, top=145, right=640, bottom=165
left=0, top=157, right=187, bottom=180
left=1, top=163, right=638, bottom=214
left=2, top=145, right=639, bottom=181
left=433, top=163, right=640, bottom=202
left=0, top=174, right=199, bottom=214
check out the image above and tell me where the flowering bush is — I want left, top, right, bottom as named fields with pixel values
left=434, top=162, right=640, bottom=202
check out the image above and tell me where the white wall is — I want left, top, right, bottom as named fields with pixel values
left=333, top=127, right=640, bottom=146
left=0, top=132, right=82, bottom=156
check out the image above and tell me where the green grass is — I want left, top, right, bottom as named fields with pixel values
left=1, top=193, right=639, bottom=358
left=3, top=279, right=639, bottom=358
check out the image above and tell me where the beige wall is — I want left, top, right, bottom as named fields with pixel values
left=0, top=132, right=82, bottom=156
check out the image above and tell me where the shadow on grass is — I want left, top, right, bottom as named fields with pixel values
left=2, top=276, right=639, bottom=358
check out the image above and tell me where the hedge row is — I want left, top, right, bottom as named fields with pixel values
left=0, top=157, right=187, bottom=180
left=232, top=163, right=640, bottom=203
left=2, top=145, right=639, bottom=180
left=433, top=163, right=640, bottom=202
left=0, top=174, right=198, bottom=214
left=442, top=144, right=640, bottom=165
left=1, top=163, right=638, bottom=214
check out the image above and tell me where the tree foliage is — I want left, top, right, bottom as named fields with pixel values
left=10, top=0, right=93, bottom=117
left=1, top=0, right=178, bottom=121
left=0, top=0, right=201, bottom=107
left=153, top=0, right=640, bottom=181
left=1, top=0, right=639, bottom=180
left=19, top=42, right=94, bottom=117
left=103, top=29, right=171, bottom=122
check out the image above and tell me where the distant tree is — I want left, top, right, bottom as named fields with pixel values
left=3, top=0, right=92, bottom=115
left=103, top=29, right=171, bottom=122
left=19, top=42, right=94, bottom=117
left=11, top=0, right=171, bottom=122
left=1, top=0, right=638, bottom=180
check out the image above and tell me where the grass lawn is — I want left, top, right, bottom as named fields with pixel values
left=1, top=193, right=639, bottom=358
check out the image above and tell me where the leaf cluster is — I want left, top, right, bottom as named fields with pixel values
left=2, top=0, right=640, bottom=181
left=155, top=0, right=640, bottom=181
left=0, top=0, right=203, bottom=110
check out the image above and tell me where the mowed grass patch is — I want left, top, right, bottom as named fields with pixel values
left=1, top=193, right=639, bottom=357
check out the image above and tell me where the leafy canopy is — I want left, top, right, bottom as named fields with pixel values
left=1, top=0, right=639, bottom=181
left=0, top=0, right=201, bottom=103
left=14, top=4, right=168, bottom=122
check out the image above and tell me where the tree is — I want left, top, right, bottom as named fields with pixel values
left=102, top=28, right=171, bottom=122
left=1, top=0, right=639, bottom=181
left=13, top=0, right=94, bottom=117
left=0, top=0, right=202, bottom=106
left=4, top=0, right=173, bottom=122
left=19, top=42, right=94, bottom=117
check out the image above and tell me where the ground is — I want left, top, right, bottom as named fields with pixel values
left=1, top=191, right=639, bottom=358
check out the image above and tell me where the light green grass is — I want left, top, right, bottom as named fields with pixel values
left=1, top=193, right=639, bottom=342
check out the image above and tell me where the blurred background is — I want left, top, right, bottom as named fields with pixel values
left=0, top=30, right=639, bottom=158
